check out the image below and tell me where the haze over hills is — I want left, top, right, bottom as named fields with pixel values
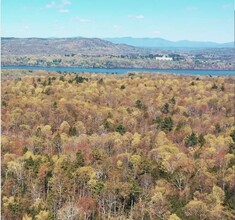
left=1, top=37, right=152, bottom=56
left=2, top=37, right=234, bottom=71
left=104, top=37, right=234, bottom=48
left=2, top=37, right=233, bottom=58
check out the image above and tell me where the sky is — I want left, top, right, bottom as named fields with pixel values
left=1, top=0, right=234, bottom=43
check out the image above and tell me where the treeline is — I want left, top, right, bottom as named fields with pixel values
left=1, top=55, right=234, bottom=70
left=1, top=71, right=235, bottom=219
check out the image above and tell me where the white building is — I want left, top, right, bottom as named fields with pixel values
left=155, top=55, right=173, bottom=61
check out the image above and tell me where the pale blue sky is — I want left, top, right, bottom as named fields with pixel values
left=2, top=0, right=234, bottom=42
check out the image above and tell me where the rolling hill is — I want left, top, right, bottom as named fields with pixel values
left=1, top=37, right=152, bottom=56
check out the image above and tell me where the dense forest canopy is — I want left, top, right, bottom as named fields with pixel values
left=1, top=70, right=235, bottom=220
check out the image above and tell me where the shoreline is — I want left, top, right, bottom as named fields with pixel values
left=1, top=65, right=234, bottom=71
left=1, top=69, right=235, bottom=80
left=1, top=66, right=234, bottom=76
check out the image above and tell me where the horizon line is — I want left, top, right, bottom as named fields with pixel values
left=1, top=36, right=233, bottom=44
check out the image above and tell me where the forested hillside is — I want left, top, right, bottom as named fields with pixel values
left=1, top=70, right=235, bottom=220
left=2, top=38, right=234, bottom=70
left=1, top=38, right=150, bottom=56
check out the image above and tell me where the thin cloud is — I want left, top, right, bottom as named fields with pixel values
left=46, top=1, right=61, bottom=9
left=113, top=25, right=122, bottom=29
left=18, top=25, right=30, bottom=34
left=185, top=6, right=198, bottom=11
left=222, top=4, right=232, bottom=9
left=128, top=15, right=144, bottom=20
left=59, top=9, right=69, bottom=13
left=46, top=0, right=71, bottom=10
left=75, top=16, right=94, bottom=23
left=62, top=0, right=71, bottom=5
left=153, top=30, right=161, bottom=35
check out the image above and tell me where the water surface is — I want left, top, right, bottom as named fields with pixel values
left=1, top=66, right=234, bottom=76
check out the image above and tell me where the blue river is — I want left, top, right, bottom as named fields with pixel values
left=1, top=66, right=234, bottom=76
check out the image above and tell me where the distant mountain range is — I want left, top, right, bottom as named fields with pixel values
left=1, top=37, right=152, bottom=56
left=104, top=37, right=234, bottom=48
